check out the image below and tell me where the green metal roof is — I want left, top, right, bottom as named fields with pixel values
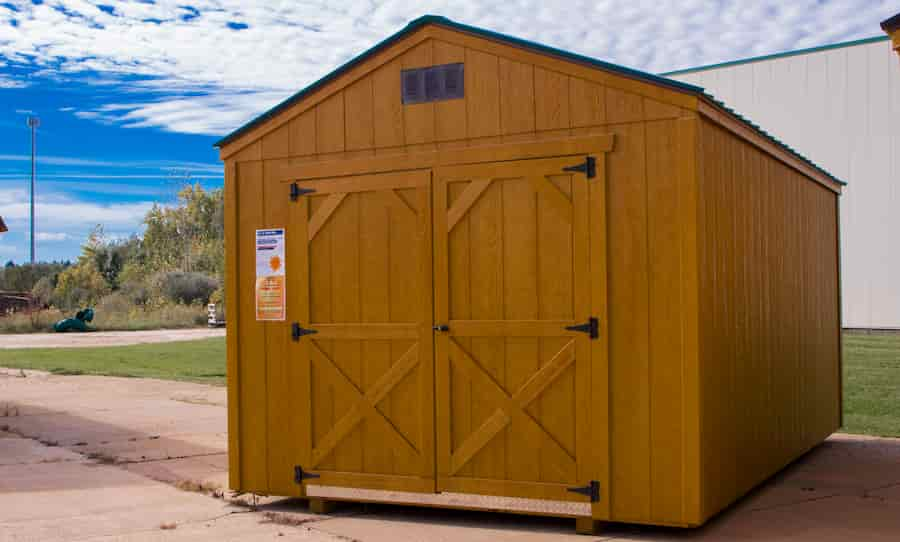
left=214, top=15, right=845, bottom=187
left=661, top=35, right=889, bottom=77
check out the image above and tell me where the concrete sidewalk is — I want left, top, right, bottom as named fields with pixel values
left=2, top=367, right=900, bottom=540
left=0, top=328, right=225, bottom=349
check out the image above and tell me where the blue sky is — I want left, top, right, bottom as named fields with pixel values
left=0, top=0, right=896, bottom=263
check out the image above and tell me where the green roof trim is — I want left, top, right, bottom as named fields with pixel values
left=214, top=15, right=845, bottom=187
left=214, top=14, right=703, bottom=149
left=661, top=35, right=889, bottom=77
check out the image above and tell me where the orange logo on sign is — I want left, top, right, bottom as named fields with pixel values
left=270, top=255, right=282, bottom=272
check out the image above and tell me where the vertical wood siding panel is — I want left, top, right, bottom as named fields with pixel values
left=606, top=87, right=644, bottom=124
left=498, top=58, right=535, bottom=135
left=373, top=58, right=405, bottom=148
left=316, top=92, right=345, bottom=154
left=289, top=109, right=317, bottom=157
left=262, top=123, right=291, bottom=159
left=675, top=118, right=702, bottom=524
left=645, top=119, right=684, bottom=524
left=465, top=48, right=501, bottom=138
left=534, top=67, right=570, bottom=132
left=568, top=77, right=607, bottom=127
left=607, top=123, right=651, bottom=521
left=344, top=76, right=375, bottom=151
left=236, top=160, right=268, bottom=492
left=224, top=161, right=241, bottom=490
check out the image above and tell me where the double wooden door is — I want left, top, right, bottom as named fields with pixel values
left=289, top=154, right=604, bottom=509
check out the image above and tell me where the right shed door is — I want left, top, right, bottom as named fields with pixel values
left=433, top=155, right=602, bottom=512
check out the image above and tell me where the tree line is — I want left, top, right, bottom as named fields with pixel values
left=1, top=184, right=225, bottom=314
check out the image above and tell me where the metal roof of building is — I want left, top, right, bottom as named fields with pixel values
left=661, top=35, right=889, bottom=77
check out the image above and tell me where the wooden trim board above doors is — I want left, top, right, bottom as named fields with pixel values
left=279, top=134, right=614, bottom=181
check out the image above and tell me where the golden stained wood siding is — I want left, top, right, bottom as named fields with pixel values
left=235, top=36, right=692, bottom=168
left=235, top=160, right=268, bottom=493
left=696, top=119, right=840, bottom=522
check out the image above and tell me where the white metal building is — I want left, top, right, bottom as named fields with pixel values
left=665, top=36, right=900, bottom=329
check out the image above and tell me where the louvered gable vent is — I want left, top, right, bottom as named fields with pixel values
left=401, top=63, right=464, bottom=104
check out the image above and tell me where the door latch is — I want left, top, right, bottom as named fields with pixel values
left=433, top=324, right=450, bottom=332
left=565, top=317, right=599, bottom=339
left=562, top=156, right=596, bottom=179
left=291, top=323, right=318, bottom=341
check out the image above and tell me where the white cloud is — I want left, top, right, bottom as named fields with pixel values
left=0, top=75, right=28, bottom=89
left=0, top=187, right=153, bottom=234
left=0, top=154, right=221, bottom=172
left=35, top=232, right=70, bottom=242
left=0, top=1, right=896, bottom=135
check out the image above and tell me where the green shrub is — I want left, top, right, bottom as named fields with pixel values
left=157, top=272, right=218, bottom=305
left=31, top=276, right=56, bottom=307
left=52, top=264, right=110, bottom=309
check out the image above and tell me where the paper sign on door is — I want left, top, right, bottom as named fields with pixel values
left=255, top=228, right=286, bottom=321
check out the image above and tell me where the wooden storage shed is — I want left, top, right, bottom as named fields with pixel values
left=216, top=15, right=843, bottom=533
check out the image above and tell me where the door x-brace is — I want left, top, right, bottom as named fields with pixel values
left=308, top=341, right=421, bottom=467
left=446, top=338, right=578, bottom=478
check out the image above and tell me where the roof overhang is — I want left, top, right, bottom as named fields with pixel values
left=0, top=216, right=7, bottom=233
left=882, top=13, right=900, bottom=56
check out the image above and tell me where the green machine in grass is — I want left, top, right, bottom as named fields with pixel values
left=53, top=308, right=95, bottom=332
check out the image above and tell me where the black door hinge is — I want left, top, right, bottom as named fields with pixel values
left=565, top=317, right=599, bottom=339
left=290, top=182, right=316, bottom=201
left=562, top=156, right=596, bottom=179
left=567, top=480, right=600, bottom=502
left=294, top=466, right=320, bottom=484
left=291, top=323, right=318, bottom=341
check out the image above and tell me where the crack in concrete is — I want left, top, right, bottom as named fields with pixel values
left=747, top=491, right=843, bottom=512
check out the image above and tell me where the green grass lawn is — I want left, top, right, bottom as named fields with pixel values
left=0, top=333, right=898, bottom=436
left=0, top=337, right=226, bottom=386
left=842, top=332, right=900, bottom=437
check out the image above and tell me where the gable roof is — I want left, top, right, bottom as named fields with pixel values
left=214, top=15, right=844, bottom=187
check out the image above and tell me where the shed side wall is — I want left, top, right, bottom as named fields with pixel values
left=696, top=118, right=841, bottom=521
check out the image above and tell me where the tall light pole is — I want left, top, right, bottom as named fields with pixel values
left=27, top=116, right=39, bottom=264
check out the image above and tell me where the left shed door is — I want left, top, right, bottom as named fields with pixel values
left=290, top=170, right=435, bottom=494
